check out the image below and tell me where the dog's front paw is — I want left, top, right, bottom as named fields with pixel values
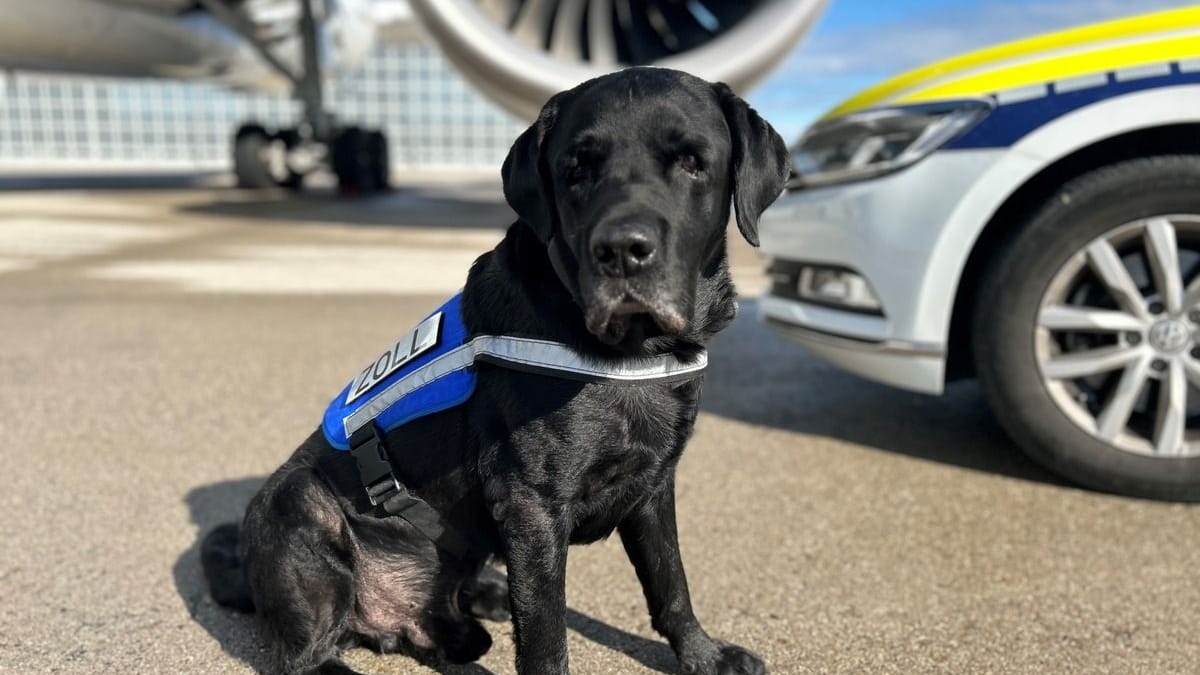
left=681, top=642, right=767, bottom=675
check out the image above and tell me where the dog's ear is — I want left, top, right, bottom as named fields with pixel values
left=502, top=92, right=567, bottom=242
left=715, top=82, right=790, bottom=247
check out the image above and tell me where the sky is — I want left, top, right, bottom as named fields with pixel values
left=748, top=0, right=1198, bottom=141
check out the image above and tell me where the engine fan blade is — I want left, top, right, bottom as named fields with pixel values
left=511, top=0, right=556, bottom=50
left=551, top=0, right=587, bottom=61
left=588, top=0, right=621, bottom=67
left=408, top=0, right=828, bottom=119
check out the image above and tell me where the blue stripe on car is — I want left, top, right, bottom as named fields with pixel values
left=947, top=64, right=1200, bottom=149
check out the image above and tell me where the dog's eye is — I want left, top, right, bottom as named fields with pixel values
left=565, top=159, right=589, bottom=186
left=677, top=153, right=701, bottom=178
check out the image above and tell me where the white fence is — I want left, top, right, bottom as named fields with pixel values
left=0, top=44, right=525, bottom=172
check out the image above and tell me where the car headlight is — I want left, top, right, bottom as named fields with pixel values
left=789, top=100, right=992, bottom=189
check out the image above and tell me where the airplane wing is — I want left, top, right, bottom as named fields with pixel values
left=0, top=0, right=386, bottom=92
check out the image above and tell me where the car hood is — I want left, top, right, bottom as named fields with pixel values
left=824, top=5, right=1200, bottom=120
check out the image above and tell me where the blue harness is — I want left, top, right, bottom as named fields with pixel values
left=322, top=292, right=708, bottom=450
left=317, top=292, right=708, bottom=556
left=322, top=294, right=476, bottom=451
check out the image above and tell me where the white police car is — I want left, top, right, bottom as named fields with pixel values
left=759, top=7, right=1200, bottom=499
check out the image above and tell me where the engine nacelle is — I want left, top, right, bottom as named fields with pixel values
left=408, top=0, right=828, bottom=120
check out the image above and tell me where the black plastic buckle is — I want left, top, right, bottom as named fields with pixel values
left=348, top=423, right=403, bottom=507
left=344, top=423, right=470, bottom=559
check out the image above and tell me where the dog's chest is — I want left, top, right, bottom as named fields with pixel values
left=562, top=382, right=700, bottom=541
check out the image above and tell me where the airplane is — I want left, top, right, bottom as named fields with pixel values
left=0, top=0, right=827, bottom=191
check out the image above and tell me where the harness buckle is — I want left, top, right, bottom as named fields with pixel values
left=342, top=423, right=471, bottom=559
left=348, top=424, right=403, bottom=507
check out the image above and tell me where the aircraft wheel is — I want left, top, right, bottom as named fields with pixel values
left=233, top=124, right=298, bottom=189
left=233, top=124, right=275, bottom=189
left=274, top=129, right=306, bottom=190
left=332, top=127, right=390, bottom=194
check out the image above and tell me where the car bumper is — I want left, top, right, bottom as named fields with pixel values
left=759, top=296, right=946, bottom=393
left=758, top=149, right=1005, bottom=394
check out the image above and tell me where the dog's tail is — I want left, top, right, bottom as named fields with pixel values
left=200, top=523, right=255, bottom=613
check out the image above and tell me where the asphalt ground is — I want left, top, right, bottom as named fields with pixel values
left=1, top=176, right=1198, bottom=674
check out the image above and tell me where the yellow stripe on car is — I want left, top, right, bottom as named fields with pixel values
left=825, top=5, right=1200, bottom=118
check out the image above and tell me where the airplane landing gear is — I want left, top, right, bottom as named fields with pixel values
left=233, top=124, right=304, bottom=189
left=331, top=127, right=390, bottom=194
left=232, top=123, right=388, bottom=193
left=204, top=0, right=390, bottom=193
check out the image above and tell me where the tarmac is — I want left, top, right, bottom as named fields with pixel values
left=1, top=174, right=1198, bottom=674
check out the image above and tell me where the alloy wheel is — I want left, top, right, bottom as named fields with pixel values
left=1036, top=215, right=1200, bottom=457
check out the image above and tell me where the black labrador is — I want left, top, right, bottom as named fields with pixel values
left=201, top=67, right=789, bottom=675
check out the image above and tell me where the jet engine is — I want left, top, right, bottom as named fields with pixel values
left=408, top=0, right=828, bottom=119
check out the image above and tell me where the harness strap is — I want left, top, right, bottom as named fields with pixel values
left=316, top=423, right=470, bottom=559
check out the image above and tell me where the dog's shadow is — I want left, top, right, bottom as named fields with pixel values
left=176, top=478, right=676, bottom=674
left=174, top=477, right=272, bottom=672
left=565, top=609, right=675, bottom=673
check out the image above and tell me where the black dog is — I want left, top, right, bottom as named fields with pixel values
left=202, top=67, right=788, bottom=675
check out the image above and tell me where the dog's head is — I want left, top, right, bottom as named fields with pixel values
left=502, top=67, right=789, bottom=348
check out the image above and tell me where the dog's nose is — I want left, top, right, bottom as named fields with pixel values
left=590, top=223, right=658, bottom=278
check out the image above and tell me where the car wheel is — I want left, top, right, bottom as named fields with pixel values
left=974, top=155, right=1200, bottom=500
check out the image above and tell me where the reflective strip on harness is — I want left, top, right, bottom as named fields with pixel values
left=471, top=335, right=708, bottom=382
left=321, top=293, right=707, bottom=450
left=343, top=335, right=708, bottom=440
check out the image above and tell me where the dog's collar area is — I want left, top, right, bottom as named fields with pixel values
left=474, top=334, right=708, bottom=382
left=336, top=333, right=708, bottom=445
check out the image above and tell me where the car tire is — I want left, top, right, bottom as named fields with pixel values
left=973, top=155, right=1200, bottom=501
